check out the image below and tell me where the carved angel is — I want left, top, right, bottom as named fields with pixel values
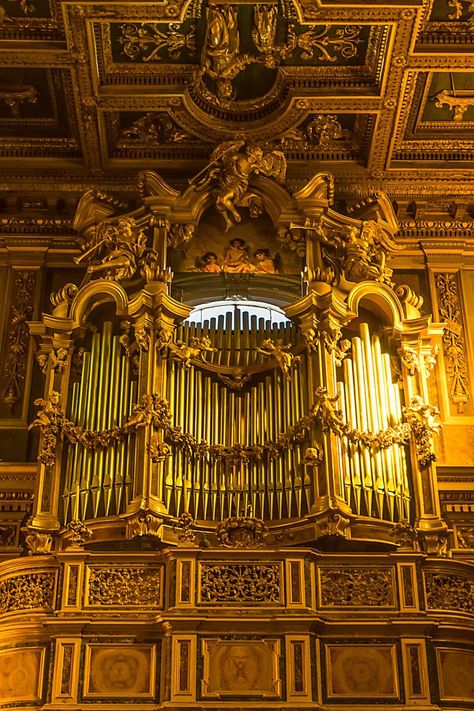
left=200, top=4, right=250, bottom=102
left=257, top=338, right=298, bottom=380
left=190, top=141, right=286, bottom=231
left=312, top=386, right=345, bottom=436
left=75, top=217, right=147, bottom=281
left=343, top=220, right=398, bottom=283
left=164, top=335, right=217, bottom=368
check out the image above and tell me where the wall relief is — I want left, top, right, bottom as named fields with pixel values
left=202, top=638, right=280, bottom=697
left=326, top=645, right=398, bottom=698
left=437, top=649, right=474, bottom=700
left=0, top=648, right=43, bottom=702
left=85, top=645, right=154, bottom=697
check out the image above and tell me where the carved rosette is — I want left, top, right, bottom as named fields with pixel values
left=200, top=563, right=280, bottom=603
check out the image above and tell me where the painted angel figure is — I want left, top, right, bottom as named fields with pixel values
left=222, top=238, right=253, bottom=272
left=195, top=251, right=222, bottom=273
left=190, top=140, right=286, bottom=231
left=253, top=248, right=281, bottom=274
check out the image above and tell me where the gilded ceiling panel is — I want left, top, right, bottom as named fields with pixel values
left=0, top=0, right=470, bottom=198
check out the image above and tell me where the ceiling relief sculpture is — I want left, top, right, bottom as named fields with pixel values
left=0, top=0, right=471, bottom=203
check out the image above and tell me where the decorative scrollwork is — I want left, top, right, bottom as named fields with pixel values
left=1, top=270, right=36, bottom=411
left=320, top=568, right=394, bottom=606
left=457, top=527, right=474, bottom=548
left=425, top=572, right=474, bottom=613
left=0, top=85, right=38, bottom=116
left=88, top=567, right=162, bottom=606
left=65, top=519, right=91, bottom=547
left=200, top=563, right=280, bottom=603
left=435, top=273, right=470, bottom=413
left=0, top=572, right=55, bottom=614
left=118, top=22, right=196, bottom=62
left=434, top=89, right=474, bottom=121
left=173, top=512, right=195, bottom=542
left=119, top=113, right=189, bottom=146
left=283, top=25, right=363, bottom=63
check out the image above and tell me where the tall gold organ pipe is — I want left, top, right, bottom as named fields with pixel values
left=342, top=357, right=362, bottom=514
left=337, top=381, right=352, bottom=507
left=372, top=334, right=395, bottom=520
left=360, top=323, right=385, bottom=518
left=63, top=381, right=79, bottom=521
left=115, top=350, right=128, bottom=514
left=80, top=331, right=101, bottom=519
left=352, top=336, right=374, bottom=516
left=103, top=335, right=120, bottom=516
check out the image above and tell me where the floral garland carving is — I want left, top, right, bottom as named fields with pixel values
left=31, top=386, right=413, bottom=470
left=30, top=391, right=171, bottom=467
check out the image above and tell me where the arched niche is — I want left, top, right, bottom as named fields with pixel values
left=69, top=280, right=129, bottom=327
left=347, top=281, right=405, bottom=331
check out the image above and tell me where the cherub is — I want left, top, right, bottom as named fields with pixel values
left=190, top=141, right=286, bottom=231
left=257, top=338, right=299, bottom=381
left=196, top=252, right=222, bottom=273
left=165, top=335, right=217, bottom=368
left=404, top=395, right=442, bottom=435
left=222, top=238, right=253, bottom=273
left=253, top=248, right=281, bottom=274
left=217, top=368, right=251, bottom=390
left=303, top=445, right=324, bottom=465
left=312, top=386, right=345, bottom=436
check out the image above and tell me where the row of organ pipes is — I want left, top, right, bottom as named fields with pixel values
left=62, top=313, right=411, bottom=526
left=63, top=322, right=138, bottom=522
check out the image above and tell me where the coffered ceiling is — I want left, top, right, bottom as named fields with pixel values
left=0, top=0, right=472, bottom=206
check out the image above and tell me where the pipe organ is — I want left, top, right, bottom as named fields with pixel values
left=8, top=167, right=462, bottom=711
